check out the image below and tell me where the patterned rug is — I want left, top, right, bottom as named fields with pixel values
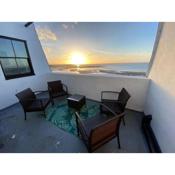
left=46, top=99, right=100, bottom=136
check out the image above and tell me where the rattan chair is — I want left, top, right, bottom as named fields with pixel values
left=75, top=103, right=124, bottom=152
left=16, top=88, right=50, bottom=120
left=48, top=80, right=68, bottom=105
left=101, top=88, right=130, bottom=125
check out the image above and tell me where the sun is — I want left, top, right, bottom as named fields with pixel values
left=70, top=52, right=87, bottom=66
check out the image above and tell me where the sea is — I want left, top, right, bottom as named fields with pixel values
left=50, top=63, right=149, bottom=76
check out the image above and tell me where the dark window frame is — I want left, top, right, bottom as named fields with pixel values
left=0, top=35, right=35, bottom=80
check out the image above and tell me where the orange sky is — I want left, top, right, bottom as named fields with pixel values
left=35, top=22, right=157, bottom=65
left=43, top=47, right=151, bottom=65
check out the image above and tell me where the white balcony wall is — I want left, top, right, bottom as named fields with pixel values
left=45, top=72, right=150, bottom=111
left=144, top=23, right=175, bottom=152
left=0, top=23, right=50, bottom=109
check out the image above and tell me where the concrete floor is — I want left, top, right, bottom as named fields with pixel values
left=0, top=95, right=149, bottom=153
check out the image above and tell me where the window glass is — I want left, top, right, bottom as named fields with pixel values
left=16, top=58, right=31, bottom=74
left=0, top=58, right=19, bottom=76
left=0, top=36, right=34, bottom=79
left=12, top=40, right=28, bottom=58
left=0, top=38, right=15, bottom=57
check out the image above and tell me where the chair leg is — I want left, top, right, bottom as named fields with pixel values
left=43, top=110, right=46, bottom=118
left=76, top=122, right=80, bottom=136
left=87, top=144, right=92, bottom=153
left=24, top=112, right=27, bottom=120
left=117, top=135, right=121, bottom=149
left=88, top=147, right=92, bottom=153
left=122, top=116, right=125, bottom=126
left=76, top=124, right=80, bottom=137
left=51, top=98, right=54, bottom=106
left=77, top=128, right=80, bottom=137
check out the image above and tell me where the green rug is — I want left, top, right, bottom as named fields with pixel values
left=46, top=99, right=100, bottom=135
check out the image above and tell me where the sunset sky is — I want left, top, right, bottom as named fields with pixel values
left=35, top=22, right=158, bottom=65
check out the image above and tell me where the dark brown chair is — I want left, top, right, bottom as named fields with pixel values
left=47, top=80, right=68, bottom=105
left=16, top=88, right=50, bottom=120
left=75, top=103, right=124, bottom=152
left=101, top=88, right=130, bottom=125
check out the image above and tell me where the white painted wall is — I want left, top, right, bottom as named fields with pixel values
left=144, top=23, right=175, bottom=152
left=45, top=72, right=150, bottom=111
left=0, top=23, right=51, bottom=109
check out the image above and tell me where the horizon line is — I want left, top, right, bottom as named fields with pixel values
left=49, top=62, right=149, bottom=66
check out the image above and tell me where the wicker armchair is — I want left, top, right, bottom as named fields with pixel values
left=101, top=88, right=130, bottom=125
left=75, top=103, right=124, bottom=152
left=47, top=80, right=68, bottom=105
left=16, top=88, right=50, bottom=120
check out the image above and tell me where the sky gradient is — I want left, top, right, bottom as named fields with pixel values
left=35, top=22, right=158, bottom=65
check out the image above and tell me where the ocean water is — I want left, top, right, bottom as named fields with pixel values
left=100, top=63, right=148, bottom=72
left=50, top=63, right=149, bottom=76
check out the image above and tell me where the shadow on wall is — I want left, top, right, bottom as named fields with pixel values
left=144, top=80, right=175, bottom=152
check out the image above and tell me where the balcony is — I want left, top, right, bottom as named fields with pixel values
left=0, top=22, right=175, bottom=153
left=0, top=72, right=149, bottom=153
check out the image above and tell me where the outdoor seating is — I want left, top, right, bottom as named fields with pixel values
left=101, top=88, right=130, bottom=125
left=75, top=103, right=124, bottom=152
left=16, top=88, right=50, bottom=120
left=48, top=80, right=68, bottom=105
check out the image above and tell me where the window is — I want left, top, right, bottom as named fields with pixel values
left=35, top=22, right=158, bottom=77
left=0, top=36, right=34, bottom=80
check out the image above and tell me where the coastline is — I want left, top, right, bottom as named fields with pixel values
left=50, top=63, right=148, bottom=77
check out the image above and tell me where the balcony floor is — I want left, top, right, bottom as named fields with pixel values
left=0, top=95, right=149, bottom=153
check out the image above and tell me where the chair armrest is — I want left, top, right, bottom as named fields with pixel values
left=101, top=91, right=120, bottom=94
left=101, top=91, right=119, bottom=101
left=62, top=83, right=68, bottom=93
left=34, top=90, right=48, bottom=94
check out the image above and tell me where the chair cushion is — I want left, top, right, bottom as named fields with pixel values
left=26, top=98, right=50, bottom=111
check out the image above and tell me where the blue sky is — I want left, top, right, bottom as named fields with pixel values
left=35, top=22, right=158, bottom=64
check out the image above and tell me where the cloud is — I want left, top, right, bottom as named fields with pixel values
left=62, top=23, right=78, bottom=30
left=90, top=48, right=118, bottom=55
left=62, top=24, right=69, bottom=30
left=36, top=27, right=57, bottom=41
